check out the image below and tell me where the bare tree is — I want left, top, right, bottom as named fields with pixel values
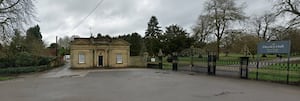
left=192, top=15, right=214, bottom=46
left=275, top=0, right=300, bottom=28
left=221, top=30, right=243, bottom=54
left=203, top=0, right=246, bottom=57
left=0, top=0, right=36, bottom=43
left=270, top=26, right=287, bottom=40
left=58, top=36, right=71, bottom=49
left=251, top=13, right=276, bottom=41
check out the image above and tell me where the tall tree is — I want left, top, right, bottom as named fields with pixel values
left=0, top=0, right=36, bottom=42
left=270, top=26, right=288, bottom=40
left=25, top=25, right=44, bottom=55
left=251, top=13, right=276, bottom=41
left=145, top=16, right=162, bottom=39
left=279, top=28, right=300, bottom=54
left=58, top=36, right=71, bottom=55
left=275, top=0, right=300, bottom=28
left=203, top=0, right=245, bottom=58
left=26, top=25, right=42, bottom=42
left=162, top=24, right=194, bottom=55
left=9, top=29, right=25, bottom=54
left=221, top=30, right=243, bottom=54
left=144, top=16, right=163, bottom=56
left=1, top=29, right=25, bottom=60
left=234, top=34, right=260, bottom=57
left=48, top=43, right=58, bottom=49
left=118, top=32, right=143, bottom=56
left=58, top=36, right=71, bottom=49
left=192, top=15, right=214, bottom=48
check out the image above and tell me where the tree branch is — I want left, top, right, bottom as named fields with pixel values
left=0, top=0, right=4, bottom=5
left=0, top=0, right=21, bottom=11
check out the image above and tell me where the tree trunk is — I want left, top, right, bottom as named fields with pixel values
left=217, top=39, right=220, bottom=60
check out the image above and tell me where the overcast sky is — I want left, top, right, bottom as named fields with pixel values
left=35, top=0, right=275, bottom=44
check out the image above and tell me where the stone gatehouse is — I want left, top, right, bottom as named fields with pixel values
left=70, top=37, right=130, bottom=68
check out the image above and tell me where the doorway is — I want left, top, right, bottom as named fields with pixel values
left=98, top=56, right=103, bottom=67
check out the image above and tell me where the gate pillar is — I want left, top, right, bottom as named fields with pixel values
left=240, top=57, right=249, bottom=79
left=208, top=52, right=216, bottom=75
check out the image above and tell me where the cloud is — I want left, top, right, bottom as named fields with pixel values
left=36, top=0, right=273, bottom=44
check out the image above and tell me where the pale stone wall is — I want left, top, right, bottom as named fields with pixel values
left=70, top=38, right=130, bottom=68
left=129, top=56, right=147, bottom=67
left=71, top=49, right=93, bottom=68
left=109, top=49, right=130, bottom=67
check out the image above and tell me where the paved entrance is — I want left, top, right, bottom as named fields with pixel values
left=0, top=66, right=299, bottom=101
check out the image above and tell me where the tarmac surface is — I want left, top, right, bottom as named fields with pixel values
left=0, top=64, right=300, bottom=101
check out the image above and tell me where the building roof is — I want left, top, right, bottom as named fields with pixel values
left=71, top=37, right=130, bottom=46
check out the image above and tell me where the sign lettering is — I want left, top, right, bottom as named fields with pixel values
left=257, top=41, right=290, bottom=54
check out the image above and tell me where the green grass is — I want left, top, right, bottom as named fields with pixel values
left=263, top=64, right=300, bottom=71
left=0, top=76, right=14, bottom=81
left=162, top=53, right=296, bottom=66
left=179, top=53, right=283, bottom=66
left=160, top=53, right=300, bottom=84
left=249, top=72, right=300, bottom=83
left=248, top=64, right=300, bottom=83
left=175, top=56, right=241, bottom=66
left=162, top=63, right=172, bottom=70
left=218, top=53, right=244, bottom=60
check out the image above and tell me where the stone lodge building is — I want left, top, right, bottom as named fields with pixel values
left=70, top=37, right=130, bottom=68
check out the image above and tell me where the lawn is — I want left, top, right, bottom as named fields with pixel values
left=162, top=53, right=282, bottom=69
left=0, top=76, right=14, bottom=81
left=162, top=53, right=250, bottom=69
left=249, top=71, right=300, bottom=83
left=248, top=64, right=300, bottom=83
left=161, top=53, right=300, bottom=83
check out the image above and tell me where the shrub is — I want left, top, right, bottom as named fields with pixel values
left=0, top=52, right=54, bottom=68
left=38, top=56, right=52, bottom=66
left=15, top=52, right=36, bottom=67
left=0, top=58, right=15, bottom=68
left=0, top=65, right=50, bottom=75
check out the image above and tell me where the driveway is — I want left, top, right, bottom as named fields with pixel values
left=38, top=63, right=99, bottom=78
left=0, top=64, right=299, bottom=101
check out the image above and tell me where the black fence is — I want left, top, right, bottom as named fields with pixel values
left=157, top=54, right=300, bottom=85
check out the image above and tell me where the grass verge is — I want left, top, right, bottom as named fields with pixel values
left=0, top=76, right=14, bottom=81
left=249, top=70, right=300, bottom=83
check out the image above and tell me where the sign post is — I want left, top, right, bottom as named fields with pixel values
left=257, top=41, right=291, bottom=83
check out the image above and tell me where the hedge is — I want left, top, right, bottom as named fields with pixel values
left=0, top=65, right=52, bottom=75
left=0, top=52, right=54, bottom=68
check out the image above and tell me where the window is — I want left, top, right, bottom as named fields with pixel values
left=116, top=54, right=123, bottom=64
left=78, top=53, right=85, bottom=64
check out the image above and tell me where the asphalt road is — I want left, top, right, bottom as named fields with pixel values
left=0, top=68, right=299, bottom=101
